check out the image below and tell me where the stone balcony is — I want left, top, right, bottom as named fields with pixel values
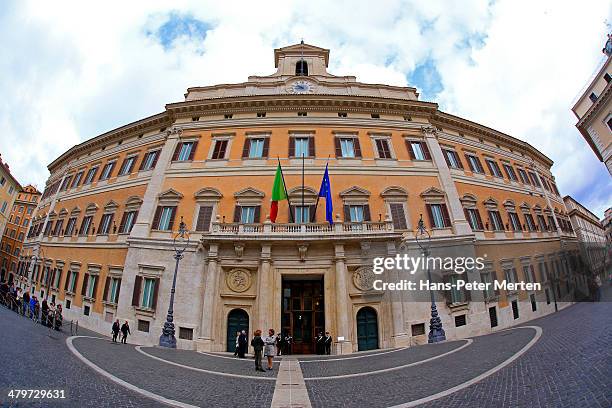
left=203, top=215, right=400, bottom=243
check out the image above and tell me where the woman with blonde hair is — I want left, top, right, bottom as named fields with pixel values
left=263, top=328, right=276, bottom=370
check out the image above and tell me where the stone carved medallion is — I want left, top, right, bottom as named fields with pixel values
left=226, top=268, right=252, bottom=293
left=352, top=267, right=376, bottom=291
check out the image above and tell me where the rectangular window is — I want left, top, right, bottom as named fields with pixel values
left=71, top=171, right=84, bottom=188
left=119, top=211, right=138, bottom=234
left=295, top=206, right=310, bottom=224
left=86, top=275, right=97, bottom=298
left=0, top=201, right=6, bottom=214
left=443, top=149, right=462, bottom=168
left=349, top=205, right=365, bottom=222
left=295, top=137, right=311, bottom=157
left=179, top=327, right=194, bottom=340
left=140, top=150, right=160, bottom=171
left=488, top=210, right=504, bottom=231
left=409, top=141, right=431, bottom=161
left=248, top=138, right=265, bottom=158
left=141, top=278, right=156, bottom=309
left=257, top=112, right=266, bottom=118
left=65, top=217, right=77, bottom=236
left=411, top=323, right=425, bottom=336
left=99, top=161, right=116, bottom=181
left=524, top=214, right=536, bottom=231
left=480, top=272, right=496, bottom=299
left=79, top=216, right=93, bottom=236
left=465, top=208, right=484, bottom=230
left=118, top=155, right=137, bottom=176
left=485, top=159, right=503, bottom=177
left=338, top=112, right=347, bottom=118
left=503, top=164, right=518, bottom=181
left=53, top=219, right=64, bottom=236
left=528, top=172, right=541, bottom=187
left=375, top=139, right=393, bottom=159
left=465, top=154, right=484, bottom=173
left=98, top=213, right=114, bottom=235
left=240, top=206, right=257, bottom=223
left=589, top=92, right=597, bottom=103
left=108, top=278, right=121, bottom=303
left=138, top=319, right=150, bottom=332
left=537, top=214, right=547, bottom=231
left=153, top=206, right=176, bottom=231
left=488, top=306, right=499, bottom=328
left=389, top=203, right=407, bottom=230
left=195, top=206, right=213, bottom=232
left=449, top=274, right=467, bottom=303
left=340, top=138, right=356, bottom=158
left=508, top=212, right=521, bottom=231
left=60, top=175, right=72, bottom=191
left=517, top=168, right=529, bottom=184
left=179, top=141, right=196, bottom=161
left=547, top=215, right=556, bottom=231
left=210, top=140, right=226, bottom=160
left=427, top=204, right=451, bottom=228
left=69, top=272, right=78, bottom=292
left=504, top=267, right=518, bottom=284
left=454, top=314, right=467, bottom=327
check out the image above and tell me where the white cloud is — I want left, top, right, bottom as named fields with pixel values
left=0, top=0, right=610, bottom=216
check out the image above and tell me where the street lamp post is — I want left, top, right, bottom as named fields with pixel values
left=415, top=214, right=446, bottom=343
left=159, top=217, right=190, bottom=348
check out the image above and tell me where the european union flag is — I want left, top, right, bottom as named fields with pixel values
left=318, top=164, right=333, bottom=224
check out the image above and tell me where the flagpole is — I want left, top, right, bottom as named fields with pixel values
left=311, top=156, right=330, bottom=222
left=278, top=157, right=294, bottom=223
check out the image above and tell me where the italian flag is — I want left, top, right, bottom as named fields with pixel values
left=270, top=163, right=287, bottom=223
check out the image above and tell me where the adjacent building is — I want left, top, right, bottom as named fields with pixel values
left=22, top=43, right=581, bottom=353
left=0, top=154, right=22, bottom=264
left=603, top=207, right=612, bottom=243
left=572, top=35, right=612, bottom=175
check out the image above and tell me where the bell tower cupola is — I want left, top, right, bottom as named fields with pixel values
left=274, top=41, right=331, bottom=77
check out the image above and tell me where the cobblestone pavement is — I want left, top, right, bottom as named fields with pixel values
left=0, top=306, right=163, bottom=408
left=1, top=289, right=610, bottom=408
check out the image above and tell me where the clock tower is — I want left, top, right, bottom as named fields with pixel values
left=273, top=42, right=332, bottom=77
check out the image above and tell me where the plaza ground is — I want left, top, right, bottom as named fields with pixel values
left=1, top=287, right=611, bottom=407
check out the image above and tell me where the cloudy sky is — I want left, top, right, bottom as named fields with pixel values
left=1, top=1, right=610, bottom=217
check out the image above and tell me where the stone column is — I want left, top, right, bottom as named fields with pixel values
left=258, top=244, right=272, bottom=331
left=387, top=241, right=409, bottom=347
left=422, top=125, right=472, bottom=236
left=334, top=243, right=352, bottom=354
left=130, top=127, right=181, bottom=238
left=196, top=243, right=219, bottom=351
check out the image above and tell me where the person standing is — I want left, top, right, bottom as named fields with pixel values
left=264, top=329, right=276, bottom=370
left=324, top=331, right=332, bottom=355
left=111, top=319, right=120, bottom=343
left=22, top=291, right=29, bottom=316
left=238, top=330, right=248, bottom=358
left=41, top=298, right=49, bottom=325
left=251, top=330, right=265, bottom=372
left=315, top=332, right=324, bottom=355
left=120, top=321, right=131, bottom=344
left=276, top=333, right=284, bottom=356
left=233, top=331, right=240, bottom=357
left=284, top=332, right=293, bottom=355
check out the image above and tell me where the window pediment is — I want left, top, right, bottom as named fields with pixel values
left=48, top=210, right=57, bottom=220
left=195, top=187, right=223, bottom=201
left=420, top=187, right=445, bottom=200
left=460, top=193, right=478, bottom=208
left=519, top=202, right=531, bottom=214
left=125, top=196, right=143, bottom=210
left=58, top=208, right=68, bottom=217
left=288, top=186, right=318, bottom=204
left=503, top=199, right=516, bottom=212
left=158, top=189, right=184, bottom=200
left=533, top=204, right=542, bottom=214
left=70, top=206, right=81, bottom=215
left=483, top=197, right=499, bottom=209
left=234, top=187, right=265, bottom=200
left=339, top=186, right=371, bottom=200
left=85, top=203, right=99, bottom=215
left=380, top=186, right=408, bottom=200
left=104, top=200, right=119, bottom=212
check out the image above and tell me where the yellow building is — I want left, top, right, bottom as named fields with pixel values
left=572, top=35, right=612, bottom=175
left=23, top=43, right=581, bottom=353
left=0, top=155, right=22, bottom=276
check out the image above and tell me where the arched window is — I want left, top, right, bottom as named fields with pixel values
left=295, top=60, right=308, bottom=76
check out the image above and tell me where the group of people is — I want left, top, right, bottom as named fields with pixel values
left=0, top=282, right=63, bottom=330
left=234, top=330, right=294, bottom=359
left=111, top=319, right=131, bottom=344
left=315, top=331, right=333, bottom=355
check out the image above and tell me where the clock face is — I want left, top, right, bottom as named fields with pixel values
left=291, top=80, right=313, bottom=94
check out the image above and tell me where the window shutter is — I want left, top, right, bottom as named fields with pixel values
left=195, top=206, right=213, bottom=232
left=443, top=150, right=452, bottom=167
left=172, top=143, right=182, bottom=161
left=363, top=204, right=371, bottom=221
left=151, top=151, right=160, bottom=169
left=188, top=141, right=198, bottom=161
left=463, top=208, right=470, bottom=227
left=151, top=207, right=162, bottom=230
left=308, top=136, right=315, bottom=157
left=131, top=276, right=142, bottom=306
left=375, top=139, right=383, bottom=158
left=353, top=137, right=361, bottom=158
left=103, top=277, right=110, bottom=301
left=254, top=206, right=261, bottom=223
left=465, top=154, right=474, bottom=171
left=335, top=138, right=342, bottom=157
left=128, top=156, right=137, bottom=173
left=421, top=142, right=431, bottom=160
left=151, top=278, right=160, bottom=310
left=289, top=137, right=295, bottom=157
left=488, top=211, right=494, bottom=230
left=92, top=276, right=99, bottom=299
left=343, top=204, right=351, bottom=222
left=242, top=139, right=251, bottom=158
left=138, top=154, right=147, bottom=170
left=455, top=152, right=464, bottom=169
left=475, top=210, right=484, bottom=230
left=309, top=204, right=316, bottom=222
left=233, top=206, right=241, bottom=223
left=119, top=212, right=127, bottom=233
left=167, top=207, right=177, bottom=231
left=97, top=217, right=104, bottom=234
left=63, top=272, right=69, bottom=291
left=262, top=138, right=270, bottom=158
left=441, top=204, right=451, bottom=228
left=406, top=140, right=416, bottom=160
left=390, top=203, right=407, bottom=229
left=81, top=273, right=89, bottom=296
left=425, top=204, right=435, bottom=229
left=475, top=157, right=484, bottom=173
left=485, top=160, right=494, bottom=175
left=115, top=279, right=121, bottom=301
left=130, top=211, right=139, bottom=233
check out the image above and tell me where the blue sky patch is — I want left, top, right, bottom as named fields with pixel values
left=148, top=12, right=211, bottom=51
left=408, top=58, right=443, bottom=100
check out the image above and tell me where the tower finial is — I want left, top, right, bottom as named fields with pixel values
left=300, top=38, right=304, bottom=45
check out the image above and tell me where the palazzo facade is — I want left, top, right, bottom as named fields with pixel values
left=20, top=43, right=582, bottom=353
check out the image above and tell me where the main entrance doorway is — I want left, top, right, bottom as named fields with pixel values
left=226, top=308, right=249, bottom=353
left=281, top=277, right=324, bottom=354
left=356, top=306, right=378, bottom=351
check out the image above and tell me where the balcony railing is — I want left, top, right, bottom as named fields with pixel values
left=210, top=219, right=394, bottom=236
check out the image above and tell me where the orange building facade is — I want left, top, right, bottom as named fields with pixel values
left=21, top=43, right=582, bottom=353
